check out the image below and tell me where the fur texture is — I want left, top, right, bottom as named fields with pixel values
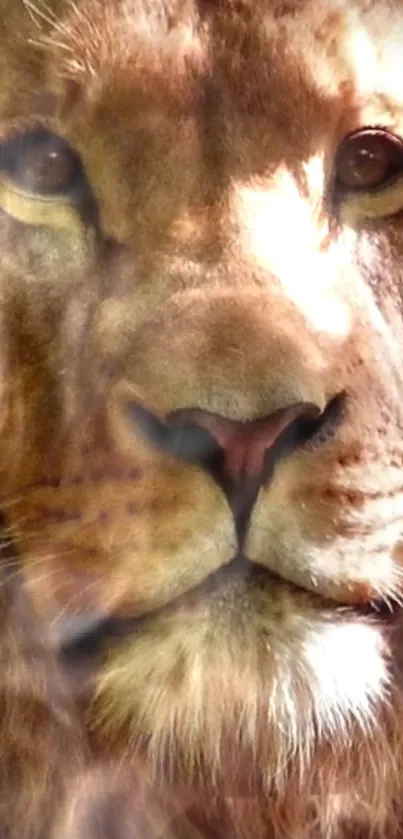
left=1, top=0, right=403, bottom=835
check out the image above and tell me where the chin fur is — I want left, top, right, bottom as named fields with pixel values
left=92, top=585, right=403, bottom=837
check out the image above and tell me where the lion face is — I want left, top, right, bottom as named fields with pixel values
left=2, top=0, right=403, bottom=831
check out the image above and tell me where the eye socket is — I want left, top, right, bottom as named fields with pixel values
left=0, top=129, right=84, bottom=196
left=334, top=128, right=403, bottom=193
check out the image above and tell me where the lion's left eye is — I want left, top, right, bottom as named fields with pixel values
left=334, top=128, right=403, bottom=192
left=0, top=129, right=83, bottom=196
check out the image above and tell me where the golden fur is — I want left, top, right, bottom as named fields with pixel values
left=1, top=0, right=403, bottom=835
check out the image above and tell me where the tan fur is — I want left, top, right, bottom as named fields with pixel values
left=2, top=0, right=403, bottom=835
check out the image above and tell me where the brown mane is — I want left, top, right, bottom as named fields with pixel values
left=1, top=0, right=403, bottom=836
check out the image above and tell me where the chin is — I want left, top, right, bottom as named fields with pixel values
left=74, top=559, right=400, bottom=838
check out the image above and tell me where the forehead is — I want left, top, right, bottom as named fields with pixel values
left=41, top=3, right=402, bottom=96
left=17, top=0, right=400, bottom=174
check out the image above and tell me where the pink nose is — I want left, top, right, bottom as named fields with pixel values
left=168, top=402, right=321, bottom=484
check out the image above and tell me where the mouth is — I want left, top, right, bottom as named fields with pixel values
left=1, top=389, right=397, bottom=691
left=0, top=513, right=396, bottom=700
left=58, top=550, right=399, bottom=690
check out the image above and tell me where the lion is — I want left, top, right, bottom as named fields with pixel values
left=1, top=0, right=403, bottom=835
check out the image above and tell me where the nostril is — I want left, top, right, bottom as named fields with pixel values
left=128, top=403, right=221, bottom=463
left=128, top=401, right=322, bottom=478
left=128, top=395, right=346, bottom=487
left=168, top=402, right=321, bottom=483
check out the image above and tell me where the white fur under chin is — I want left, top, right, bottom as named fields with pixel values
left=302, top=620, right=388, bottom=735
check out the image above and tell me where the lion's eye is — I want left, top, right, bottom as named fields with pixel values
left=0, top=129, right=82, bottom=196
left=334, top=129, right=403, bottom=192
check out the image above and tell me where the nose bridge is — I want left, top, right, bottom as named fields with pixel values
left=124, top=287, right=328, bottom=420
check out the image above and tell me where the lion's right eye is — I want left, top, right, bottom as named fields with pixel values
left=0, top=129, right=84, bottom=197
left=334, top=128, right=403, bottom=194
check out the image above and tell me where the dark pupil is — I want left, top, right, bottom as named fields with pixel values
left=351, top=146, right=383, bottom=180
left=18, top=141, right=75, bottom=193
left=28, top=147, right=63, bottom=181
left=338, top=137, right=389, bottom=189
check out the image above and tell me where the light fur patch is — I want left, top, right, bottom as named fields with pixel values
left=0, top=175, right=83, bottom=232
left=341, top=179, right=403, bottom=223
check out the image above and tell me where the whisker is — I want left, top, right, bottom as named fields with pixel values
left=22, top=0, right=60, bottom=29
